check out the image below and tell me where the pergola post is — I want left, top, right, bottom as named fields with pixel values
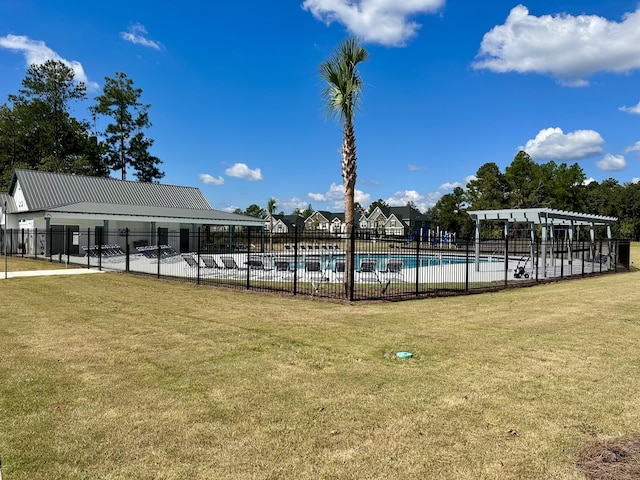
left=529, top=223, right=535, bottom=270
left=568, top=221, right=574, bottom=265
left=504, top=221, right=510, bottom=277
left=474, top=218, right=481, bottom=272
left=541, top=222, right=548, bottom=278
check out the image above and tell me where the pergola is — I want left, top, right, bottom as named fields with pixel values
left=466, top=208, right=618, bottom=274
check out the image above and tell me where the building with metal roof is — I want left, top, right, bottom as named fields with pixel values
left=1, top=169, right=264, bottom=256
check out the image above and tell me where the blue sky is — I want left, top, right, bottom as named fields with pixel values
left=2, top=1, right=640, bottom=214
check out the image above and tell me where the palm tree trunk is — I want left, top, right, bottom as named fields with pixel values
left=342, top=120, right=357, bottom=298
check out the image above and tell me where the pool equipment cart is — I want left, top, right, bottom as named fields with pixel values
left=513, top=255, right=530, bottom=279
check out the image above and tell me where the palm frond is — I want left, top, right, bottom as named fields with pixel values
left=319, top=38, right=369, bottom=122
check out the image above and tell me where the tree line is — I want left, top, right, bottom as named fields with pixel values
left=428, top=151, right=640, bottom=240
left=0, top=60, right=163, bottom=190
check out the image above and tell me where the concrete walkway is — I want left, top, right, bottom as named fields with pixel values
left=1, top=268, right=105, bottom=279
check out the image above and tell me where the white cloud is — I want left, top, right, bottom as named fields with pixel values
left=308, top=182, right=370, bottom=210
left=473, top=5, right=640, bottom=85
left=224, top=163, right=263, bottom=181
left=583, top=177, right=596, bottom=185
left=620, top=101, right=640, bottom=114
left=0, top=34, right=98, bottom=90
left=386, top=190, right=426, bottom=211
left=302, top=0, right=445, bottom=47
left=464, top=175, right=477, bottom=185
left=596, top=154, right=626, bottom=171
left=438, top=181, right=463, bottom=191
left=632, top=177, right=640, bottom=184
left=624, top=141, right=640, bottom=154
left=278, top=197, right=309, bottom=213
left=408, top=164, right=426, bottom=171
left=120, top=24, right=162, bottom=51
left=199, top=173, right=224, bottom=186
left=519, top=127, right=604, bottom=160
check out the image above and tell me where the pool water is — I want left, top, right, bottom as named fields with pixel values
left=271, top=253, right=501, bottom=271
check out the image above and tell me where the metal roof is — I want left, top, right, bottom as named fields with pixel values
left=5, top=169, right=264, bottom=227
left=467, top=208, right=617, bottom=226
left=46, top=202, right=264, bottom=225
left=9, top=169, right=212, bottom=210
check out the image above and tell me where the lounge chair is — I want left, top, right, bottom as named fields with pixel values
left=357, top=258, right=379, bottom=283
left=219, top=255, right=248, bottom=277
left=182, top=254, right=223, bottom=276
left=381, top=259, right=404, bottom=281
left=333, top=259, right=345, bottom=281
left=245, top=256, right=275, bottom=279
left=305, top=258, right=327, bottom=281
left=246, top=256, right=265, bottom=269
left=274, top=260, right=294, bottom=279
left=182, top=253, right=200, bottom=269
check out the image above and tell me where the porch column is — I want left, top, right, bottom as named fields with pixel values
left=103, top=220, right=109, bottom=245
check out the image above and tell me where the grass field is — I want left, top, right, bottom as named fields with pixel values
left=0, top=244, right=638, bottom=479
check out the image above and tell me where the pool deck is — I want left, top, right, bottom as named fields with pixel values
left=14, top=251, right=607, bottom=284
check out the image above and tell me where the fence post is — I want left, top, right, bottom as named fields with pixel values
left=465, top=237, right=469, bottom=292
left=21, top=228, right=25, bottom=257
left=196, top=227, right=201, bottom=285
left=34, top=227, right=38, bottom=260
left=560, top=234, right=565, bottom=278
left=293, top=224, right=298, bottom=296
left=349, top=227, right=356, bottom=301
left=98, top=229, right=102, bottom=271
left=66, top=227, right=71, bottom=264
left=48, top=226, right=53, bottom=262
left=157, top=227, right=161, bottom=278
left=414, top=233, right=420, bottom=297
left=246, top=228, right=251, bottom=290
left=504, top=236, right=509, bottom=287
left=87, top=228, right=90, bottom=269
left=125, top=228, right=130, bottom=273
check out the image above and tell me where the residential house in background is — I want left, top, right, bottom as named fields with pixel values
left=364, top=205, right=432, bottom=236
left=304, top=210, right=346, bottom=234
left=264, top=214, right=305, bottom=234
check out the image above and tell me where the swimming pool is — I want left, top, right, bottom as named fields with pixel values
left=270, top=252, right=502, bottom=271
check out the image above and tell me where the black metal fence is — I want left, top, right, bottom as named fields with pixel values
left=1, top=226, right=631, bottom=301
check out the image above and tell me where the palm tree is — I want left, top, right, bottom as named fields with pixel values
left=319, top=38, right=369, bottom=298
left=267, top=197, right=277, bottom=251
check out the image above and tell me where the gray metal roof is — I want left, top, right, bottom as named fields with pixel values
left=46, top=202, right=264, bottom=225
left=5, top=169, right=264, bottom=227
left=9, top=169, right=212, bottom=211
left=0, top=192, right=15, bottom=213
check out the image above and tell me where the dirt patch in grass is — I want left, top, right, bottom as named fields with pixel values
left=577, top=435, right=640, bottom=479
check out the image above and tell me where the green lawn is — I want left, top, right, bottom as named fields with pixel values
left=0, top=244, right=638, bottom=479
